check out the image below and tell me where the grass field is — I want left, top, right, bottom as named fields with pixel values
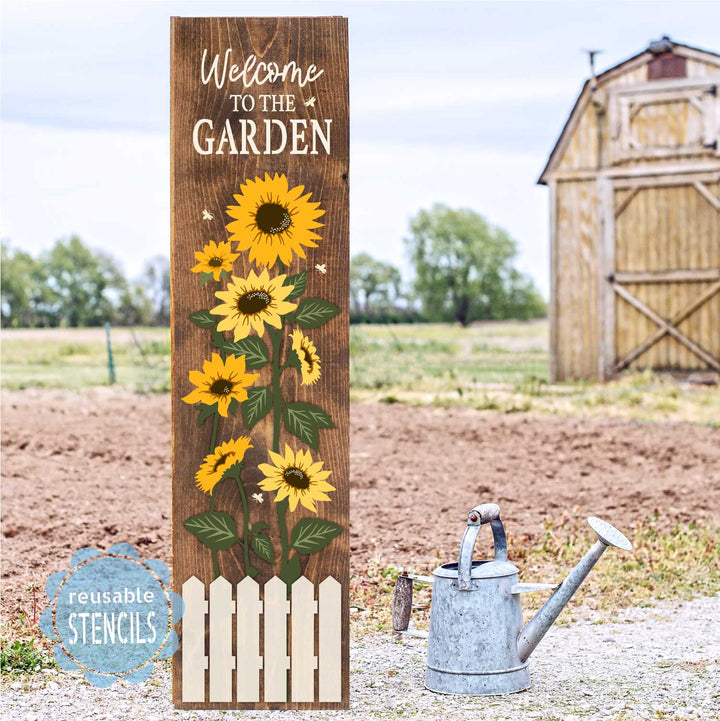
left=1, top=327, right=171, bottom=393
left=2, top=321, right=719, bottom=424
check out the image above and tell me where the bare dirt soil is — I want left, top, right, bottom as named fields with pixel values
left=3, top=389, right=719, bottom=621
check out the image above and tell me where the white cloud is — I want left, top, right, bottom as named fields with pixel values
left=1, top=122, right=169, bottom=278
left=353, top=77, right=573, bottom=115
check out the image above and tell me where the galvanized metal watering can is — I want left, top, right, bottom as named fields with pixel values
left=392, top=503, right=632, bottom=695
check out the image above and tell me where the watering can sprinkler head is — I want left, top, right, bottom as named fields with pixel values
left=393, top=502, right=633, bottom=696
left=516, top=515, right=632, bottom=663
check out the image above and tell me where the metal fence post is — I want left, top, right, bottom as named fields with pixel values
left=105, top=322, right=116, bottom=385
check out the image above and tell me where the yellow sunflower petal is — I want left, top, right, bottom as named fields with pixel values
left=258, top=477, right=282, bottom=491
left=299, top=495, right=318, bottom=513
left=275, top=485, right=291, bottom=503
left=188, top=370, right=207, bottom=386
left=267, top=449, right=287, bottom=468
left=287, top=492, right=300, bottom=511
left=232, top=320, right=253, bottom=340
left=258, top=463, right=281, bottom=477
left=181, top=389, right=203, bottom=405
left=216, top=396, right=230, bottom=417
left=312, top=480, right=336, bottom=492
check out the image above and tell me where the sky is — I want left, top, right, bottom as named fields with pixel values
left=3, top=0, right=720, bottom=296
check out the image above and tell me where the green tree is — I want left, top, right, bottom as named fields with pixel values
left=405, top=204, right=545, bottom=325
left=2, top=241, right=37, bottom=327
left=141, top=255, right=171, bottom=325
left=1, top=241, right=60, bottom=327
left=43, top=236, right=127, bottom=327
left=115, top=283, right=153, bottom=326
left=349, top=253, right=402, bottom=315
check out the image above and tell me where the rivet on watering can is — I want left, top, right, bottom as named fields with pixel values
left=392, top=502, right=632, bottom=696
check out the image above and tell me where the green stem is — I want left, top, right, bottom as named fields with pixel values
left=208, top=411, right=221, bottom=578
left=268, top=273, right=292, bottom=573
left=209, top=493, right=220, bottom=579
left=278, top=498, right=289, bottom=570
left=270, top=326, right=283, bottom=453
left=235, top=475, right=254, bottom=576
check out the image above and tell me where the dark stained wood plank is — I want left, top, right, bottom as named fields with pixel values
left=171, top=16, right=349, bottom=709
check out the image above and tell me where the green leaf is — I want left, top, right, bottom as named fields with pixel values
left=241, top=386, right=272, bottom=429
left=294, top=297, right=341, bottom=328
left=279, top=554, right=303, bottom=586
left=284, top=270, right=307, bottom=300
left=228, top=397, right=239, bottom=417
left=250, top=522, right=270, bottom=534
left=183, top=512, right=238, bottom=550
left=250, top=533, right=275, bottom=564
left=211, top=329, right=225, bottom=350
left=220, top=336, right=270, bottom=369
left=286, top=348, right=302, bottom=370
left=220, top=459, right=243, bottom=480
left=189, top=310, right=216, bottom=328
left=290, top=518, right=342, bottom=554
left=197, top=403, right=217, bottom=427
left=283, top=402, right=336, bottom=449
left=200, top=272, right=214, bottom=287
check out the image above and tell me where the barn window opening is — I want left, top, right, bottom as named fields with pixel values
left=648, top=52, right=687, bottom=80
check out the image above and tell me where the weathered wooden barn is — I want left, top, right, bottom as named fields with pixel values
left=539, top=37, right=720, bottom=381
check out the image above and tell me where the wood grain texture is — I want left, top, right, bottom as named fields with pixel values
left=171, top=16, right=349, bottom=709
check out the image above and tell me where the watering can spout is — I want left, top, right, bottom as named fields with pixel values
left=517, top=517, right=632, bottom=663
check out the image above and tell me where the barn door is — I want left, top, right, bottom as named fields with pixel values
left=605, top=173, right=720, bottom=375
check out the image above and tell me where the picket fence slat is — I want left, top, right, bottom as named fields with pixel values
left=209, top=577, right=234, bottom=702
left=319, top=577, right=342, bottom=702
left=236, top=577, right=262, bottom=702
left=181, top=576, right=208, bottom=702
left=181, top=575, right=341, bottom=703
left=291, top=576, right=318, bottom=701
left=264, top=577, right=290, bottom=701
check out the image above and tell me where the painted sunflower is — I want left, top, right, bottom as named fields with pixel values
left=210, top=268, right=296, bottom=340
left=290, top=329, right=321, bottom=385
left=195, top=437, right=253, bottom=494
left=225, top=173, right=325, bottom=268
left=258, top=445, right=335, bottom=513
left=181, top=353, right=259, bottom=417
left=191, top=240, right=239, bottom=281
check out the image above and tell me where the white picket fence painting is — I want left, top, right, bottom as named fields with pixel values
left=181, top=575, right=342, bottom=703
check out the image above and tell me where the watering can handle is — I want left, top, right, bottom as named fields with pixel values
left=457, top=503, right=508, bottom=590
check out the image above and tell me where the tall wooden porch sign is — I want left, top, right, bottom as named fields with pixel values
left=170, top=17, right=349, bottom=709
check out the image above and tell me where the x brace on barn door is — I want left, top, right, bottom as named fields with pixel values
left=612, top=278, right=720, bottom=372
left=609, top=178, right=720, bottom=374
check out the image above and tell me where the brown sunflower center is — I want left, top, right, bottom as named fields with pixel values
left=283, top=466, right=310, bottom=490
left=237, top=290, right=272, bottom=315
left=208, top=256, right=224, bottom=267
left=210, top=378, right=234, bottom=395
left=213, top=452, right=234, bottom=472
left=255, top=203, right=292, bottom=234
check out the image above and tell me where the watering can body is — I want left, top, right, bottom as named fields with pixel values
left=394, top=502, right=632, bottom=696
left=426, top=560, right=529, bottom=694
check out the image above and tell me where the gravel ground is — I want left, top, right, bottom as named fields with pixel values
left=4, top=596, right=719, bottom=721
